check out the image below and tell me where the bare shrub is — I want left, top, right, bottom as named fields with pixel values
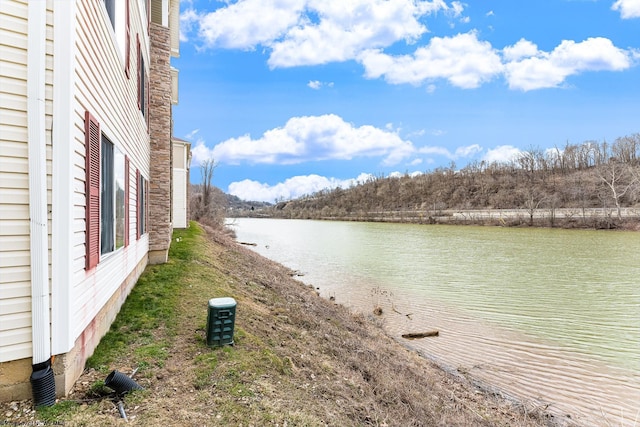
left=189, top=159, right=229, bottom=228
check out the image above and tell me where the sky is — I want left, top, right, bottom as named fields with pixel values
left=173, top=0, right=640, bottom=203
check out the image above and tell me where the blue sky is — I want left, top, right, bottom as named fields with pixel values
left=174, top=0, right=640, bottom=202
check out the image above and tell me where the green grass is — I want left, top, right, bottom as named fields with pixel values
left=37, top=401, right=79, bottom=423
left=87, top=380, right=111, bottom=397
left=39, top=223, right=209, bottom=421
left=37, top=222, right=299, bottom=424
left=86, top=223, right=203, bottom=372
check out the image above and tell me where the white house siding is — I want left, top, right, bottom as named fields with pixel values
left=1, top=0, right=180, bottom=401
left=1, top=0, right=151, bottom=363
left=172, top=141, right=189, bottom=228
left=0, top=0, right=31, bottom=363
left=69, top=1, right=151, bottom=347
left=170, top=0, right=180, bottom=57
left=1, top=0, right=55, bottom=363
left=173, top=172, right=187, bottom=228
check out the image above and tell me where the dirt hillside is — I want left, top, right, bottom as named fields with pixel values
left=2, top=224, right=571, bottom=426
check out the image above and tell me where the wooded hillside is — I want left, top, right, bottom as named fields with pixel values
left=237, top=134, right=640, bottom=229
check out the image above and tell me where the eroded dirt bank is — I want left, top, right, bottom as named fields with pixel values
left=2, top=224, right=571, bottom=426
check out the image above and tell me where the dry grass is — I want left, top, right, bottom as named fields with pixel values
left=3, top=222, right=569, bottom=426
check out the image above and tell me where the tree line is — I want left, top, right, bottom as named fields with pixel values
left=241, top=134, right=640, bottom=229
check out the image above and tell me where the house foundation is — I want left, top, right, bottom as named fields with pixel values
left=0, top=255, right=147, bottom=401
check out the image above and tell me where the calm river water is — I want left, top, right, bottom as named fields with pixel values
left=229, top=218, right=640, bottom=426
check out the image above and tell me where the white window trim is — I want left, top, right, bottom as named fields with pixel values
left=101, top=0, right=127, bottom=70
left=100, top=136, right=126, bottom=258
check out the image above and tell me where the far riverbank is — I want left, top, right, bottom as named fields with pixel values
left=235, top=206, right=640, bottom=230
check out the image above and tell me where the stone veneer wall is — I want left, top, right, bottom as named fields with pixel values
left=148, top=22, right=173, bottom=264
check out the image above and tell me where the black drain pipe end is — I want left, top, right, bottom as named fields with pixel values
left=105, top=370, right=144, bottom=395
left=30, top=358, right=56, bottom=407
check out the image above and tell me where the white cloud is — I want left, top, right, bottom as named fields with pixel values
left=192, top=0, right=306, bottom=50
left=504, top=37, right=634, bottom=91
left=190, top=119, right=481, bottom=174
left=184, top=128, right=200, bottom=140
left=449, top=1, right=464, bottom=17
left=180, top=8, right=200, bottom=42
left=419, top=146, right=454, bottom=157
left=182, top=2, right=638, bottom=91
left=482, top=145, right=521, bottom=164
left=358, top=32, right=503, bottom=88
left=228, top=172, right=376, bottom=202
left=210, top=114, right=415, bottom=166
left=307, top=80, right=334, bottom=89
left=407, top=129, right=426, bottom=138
left=446, top=0, right=469, bottom=24
left=183, top=0, right=452, bottom=67
left=267, top=0, right=442, bottom=68
left=417, top=143, right=482, bottom=160
left=190, top=139, right=216, bottom=166
left=455, top=144, right=483, bottom=157
left=612, top=0, right=640, bottom=18
left=502, top=39, right=539, bottom=62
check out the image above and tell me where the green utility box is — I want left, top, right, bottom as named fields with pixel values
left=206, top=297, right=236, bottom=347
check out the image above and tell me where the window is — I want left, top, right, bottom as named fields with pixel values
left=137, top=169, right=148, bottom=238
left=124, top=156, right=130, bottom=247
left=104, top=0, right=116, bottom=30
left=103, top=0, right=130, bottom=77
left=84, top=111, right=128, bottom=270
left=139, top=54, right=146, bottom=116
left=145, top=0, right=150, bottom=27
left=124, top=0, right=131, bottom=78
left=100, top=136, right=126, bottom=255
left=137, top=35, right=148, bottom=120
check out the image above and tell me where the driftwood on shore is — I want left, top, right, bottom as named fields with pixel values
left=401, top=331, right=439, bottom=339
left=238, top=241, right=257, bottom=246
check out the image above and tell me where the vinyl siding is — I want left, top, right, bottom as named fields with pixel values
left=172, top=142, right=188, bottom=228
left=170, top=0, right=179, bottom=56
left=1, top=0, right=157, bottom=364
left=70, top=0, right=151, bottom=340
left=173, top=170, right=187, bottom=228
left=0, top=0, right=32, bottom=362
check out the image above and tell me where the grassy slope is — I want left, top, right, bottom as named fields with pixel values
left=7, top=222, right=566, bottom=426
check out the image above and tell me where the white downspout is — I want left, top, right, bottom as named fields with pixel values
left=28, top=0, right=51, bottom=366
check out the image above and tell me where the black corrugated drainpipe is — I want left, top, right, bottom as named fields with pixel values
left=105, top=370, right=144, bottom=395
left=30, top=357, right=56, bottom=407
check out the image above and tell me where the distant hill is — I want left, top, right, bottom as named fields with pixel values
left=225, top=193, right=272, bottom=211
left=229, top=135, right=640, bottom=229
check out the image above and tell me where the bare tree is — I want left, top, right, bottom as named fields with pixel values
left=596, top=160, right=638, bottom=220
left=190, top=159, right=228, bottom=227
left=522, top=188, right=546, bottom=226
left=201, top=159, right=217, bottom=211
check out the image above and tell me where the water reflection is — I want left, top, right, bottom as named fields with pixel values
left=230, top=218, right=640, bottom=426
